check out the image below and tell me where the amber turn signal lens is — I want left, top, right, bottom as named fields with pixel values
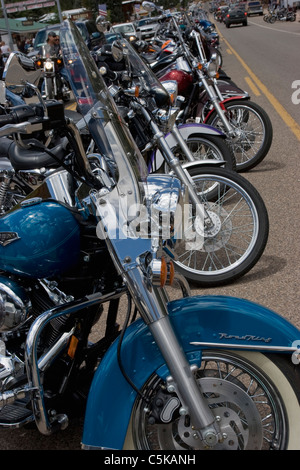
left=67, top=335, right=79, bottom=359
left=160, top=257, right=167, bottom=287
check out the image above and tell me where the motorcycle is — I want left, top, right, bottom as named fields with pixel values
left=152, top=12, right=273, bottom=172
left=0, top=19, right=300, bottom=451
left=34, top=46, right=71, bottom=102
left=0, top=47, right=268, bottom=288
left=267, top=7, right=296, bottom=22
left=72, top=38, right=270, bottom=287
left=96, top=40, right=235, bottom=174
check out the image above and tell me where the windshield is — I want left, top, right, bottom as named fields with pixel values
left=59, top=20, right=148, bottom=243
left=116, top=38, right=170, bottom=108
left=33, top=27, right=60, bottom=49
left=112, top=23, right=135, bottom=34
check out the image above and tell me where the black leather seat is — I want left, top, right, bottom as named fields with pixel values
left=0, top=137, right=66, bottom=170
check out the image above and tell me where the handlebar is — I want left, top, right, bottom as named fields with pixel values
left=0, top=105, right=36, bottom=127
left=0, top=121, right=39, bottom=138
left=0, top=101, right=65, bottom=133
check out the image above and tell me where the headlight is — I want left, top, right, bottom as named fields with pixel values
left=44, top=59, right=54, bottom=72
left=145, top=174, right=187, bottom=244
left=210, top=51, right=221, bottom=70
left=206, top=59, right=219, bottom=79
left=161, top=80, right=178, bottom=104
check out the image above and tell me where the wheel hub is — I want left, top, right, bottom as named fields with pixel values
left=194, top=205, right=232, bottom=252
left=176, top=377, right=263, bottom=450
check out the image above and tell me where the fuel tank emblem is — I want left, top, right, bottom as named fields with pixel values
left=0, top=232, right=20, bottom=246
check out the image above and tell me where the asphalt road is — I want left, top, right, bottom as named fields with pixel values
left=0, top=13, right=299, bottom=450
left=205, top=13, right=300, bottom=329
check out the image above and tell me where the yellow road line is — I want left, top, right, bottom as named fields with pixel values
left=244, top=76, right=261, bottom=96
left=66, top=102, right=77, bottom=111
left=218, top=29, right=300, bottom=141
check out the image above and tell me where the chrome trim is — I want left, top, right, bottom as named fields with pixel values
left=44, top=170, right=75, bottom=206
left=190, top=341, right=299, bottom=352
left=25, top=289, right=126, bottom=435
left=173, top=272, right=191, bottom=297
left=38, top=327, right=75, bottom=372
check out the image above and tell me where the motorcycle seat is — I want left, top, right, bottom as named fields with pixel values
left=0, top=137, right=67, bottom=170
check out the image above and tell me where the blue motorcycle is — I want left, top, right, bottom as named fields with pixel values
left=0, top=20, right=299, bottom=450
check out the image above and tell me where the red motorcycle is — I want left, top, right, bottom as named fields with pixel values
left=155, top=17, right=273, bottom=172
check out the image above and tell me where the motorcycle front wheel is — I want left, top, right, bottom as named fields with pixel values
left=206, top=100, right=273, bottom=172
left=164, top=134, right=236, bottom=173
left=173, top=166, right=269, bottom=286
left=125, top=350, right=300, bottom=450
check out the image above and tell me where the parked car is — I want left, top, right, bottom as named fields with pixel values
left=135, top=16, right=162, bottom=40
left=224, top=7, right=248, bottom=27
left=246, top=1, right=263, bottom=16
left=110, top=22, right=140, bottom=41
left=29, top=20, right=104, bottom=56
left=246, top=2, right=264, bottom=16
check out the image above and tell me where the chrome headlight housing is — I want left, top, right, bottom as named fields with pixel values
left=206, top=56, right=219, bottom=78
left=161, top=80, right=178, bottom=104
left=145, top=175, right=187, bottom=245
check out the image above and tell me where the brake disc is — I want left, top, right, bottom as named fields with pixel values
left=175, top=377, right=263, bottom=450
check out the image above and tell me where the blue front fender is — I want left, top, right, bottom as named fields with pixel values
left=82, top=295, right=300, bottom=449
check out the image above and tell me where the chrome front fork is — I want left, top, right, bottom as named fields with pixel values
left=198, top=73, right=235, bottom=136
left=124, top=264, right=221, bottom=446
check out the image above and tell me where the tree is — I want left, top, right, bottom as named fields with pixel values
left=106, top=0, right=124, bottom=23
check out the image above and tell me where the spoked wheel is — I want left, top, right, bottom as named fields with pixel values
left=164, top=135, right=236, bottom=173
left=125, top=350, right=300, bottom=450
left=206, top=100, right=273, bottom=172
left=172, top=166, right=268, bottom=286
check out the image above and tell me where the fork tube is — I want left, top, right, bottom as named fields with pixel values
left=124, top=266, right=220, bottom=441
left=197, top=73, right=235, bottom=135
left=138, top=105, right=206, bottom=215
left=148, top=315, right=219, bottom=441
left=170, top=123, right=195, bottom=162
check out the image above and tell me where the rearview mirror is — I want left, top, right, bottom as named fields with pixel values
left=142, top=1, right=156, bottom=12
left=3, top=53, right=41, bottom=94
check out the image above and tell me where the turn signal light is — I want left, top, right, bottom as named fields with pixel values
left=148, top=258, right=175, bottom=287
left=67, top=335, right=79, bottom=359
left=160, top=257, right=167, bottom=287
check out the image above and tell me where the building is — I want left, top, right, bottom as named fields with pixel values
left=0, top=17, right=50, bottom=50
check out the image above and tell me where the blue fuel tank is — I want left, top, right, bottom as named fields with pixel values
left=0, top=199, right=81, bottom=279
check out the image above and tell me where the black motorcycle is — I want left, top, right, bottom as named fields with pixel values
left=35, top=52, right=71, bottom=102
